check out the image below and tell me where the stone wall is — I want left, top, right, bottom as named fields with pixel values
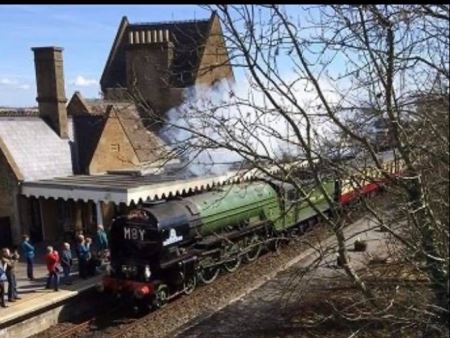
left=88, top=112, right=139, bottom=174
left=0, top=152, right=20, bottom=245
left=125, top=42, right=174, bottom=112
left=195, top=15, right=234, bottom=86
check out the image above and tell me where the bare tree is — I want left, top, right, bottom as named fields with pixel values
left=131, top=5, right=448, bottom=336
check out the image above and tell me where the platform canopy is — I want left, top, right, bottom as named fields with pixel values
left=20, top=168, right=272, bottom=205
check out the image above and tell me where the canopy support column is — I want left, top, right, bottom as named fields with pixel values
left=96, top=201, right=104, bottom=226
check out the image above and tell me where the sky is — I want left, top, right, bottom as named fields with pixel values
left=0, top=5, right=342, bottom=108
left=0, top=5, right=212, bottom=107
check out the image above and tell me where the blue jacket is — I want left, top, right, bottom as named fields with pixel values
left=95, top=229, right=109, bottom=251
left=0, top=265, right=7, bottom=282
left=21, top=240, right=35, bottom=259
left=61, top=249, right=72, bottom=267
left=77, top=243, right=91, bottom=261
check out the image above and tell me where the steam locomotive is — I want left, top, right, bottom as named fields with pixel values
left=101, top=151, right=402, bottom=310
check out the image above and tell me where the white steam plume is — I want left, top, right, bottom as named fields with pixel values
left=161, top=74, right=340, bottom=177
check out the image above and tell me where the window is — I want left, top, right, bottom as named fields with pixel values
left=110, top=144, right=120, bottom=152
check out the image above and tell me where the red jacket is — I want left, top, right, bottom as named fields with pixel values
left=46, top=251, right=60, bottom=272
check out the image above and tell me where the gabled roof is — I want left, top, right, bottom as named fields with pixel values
left=100, top=16, right=130, bottom=91
left=68, top=91, right=109, bottom=173
left=100, top=12, right=217, bottom=90
left=72, top=114, right=106, bottom=174
left=0, top=117, right=74, bottom=181
left=68, top=91, right=173, bottom=172
left=107, top=103, right=171, bottom=164
left=67, top=91, right=120, bottom=116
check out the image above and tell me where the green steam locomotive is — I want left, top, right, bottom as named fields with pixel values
left=102, top=176, right=339, bottom=309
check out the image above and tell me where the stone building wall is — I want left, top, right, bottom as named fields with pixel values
left=0, top=151, right=20, bottom=246
left=125, top=42, right=174, bottom=113
left=195, top=16, right=234, bottom=86
left=88, top=112, right=139, bottom=174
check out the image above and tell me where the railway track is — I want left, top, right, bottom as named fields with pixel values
left=52, top=303, right=129, bottom=338
left=53, top=319, right=94, bottom=338
left=108, top=315, right=151, bottom=338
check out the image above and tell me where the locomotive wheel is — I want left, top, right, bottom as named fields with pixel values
left=198, top=266, right=220, bottom=284
left=198, top=257, right=220, bottom=284
left=223, top=243, right=242, bottom=273
left=152, top=284, right=169, bottom=309
left=272, top=233, right=286, bottom=254
left=274, top=238, right=282, bottom=254
left=244, top=235, right=262, bottom=263
left=183, top=275, right=197, bottom=295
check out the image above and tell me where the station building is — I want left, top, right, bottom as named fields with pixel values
left=0, top=12, right=235, bottom=247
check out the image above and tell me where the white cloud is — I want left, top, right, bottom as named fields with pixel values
left=17, top=84, right=31, bottom=90
left=73, top=75, right=97, bottom=87
left=0, top=77, right=32, bottom=90
left=0, top=78, right=17, bottom=85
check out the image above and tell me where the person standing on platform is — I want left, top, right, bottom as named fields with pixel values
left=95, top=225, right=108, bottom=259
left=20, top=234, right=35, bottom=280
left=85, top=237, right=97, bottom=276
left=61, top=242, right=73, bottom=285
left=1, top=248, right=21, bottom=302
left=95, top=225, right=108, bottom=252
left=45, top=246, right=60, bottom=291
left=0, top=259, right=8, bottom=308
left=77, top=236, right=90, bottom=279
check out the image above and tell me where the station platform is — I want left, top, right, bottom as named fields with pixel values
left=0, top=258, right=103, bottom=329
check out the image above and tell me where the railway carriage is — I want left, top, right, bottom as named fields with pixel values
left=339, top=150, right=404, bottom=205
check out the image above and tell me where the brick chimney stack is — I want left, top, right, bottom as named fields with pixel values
left=32, top=46, right=68, bottom=139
